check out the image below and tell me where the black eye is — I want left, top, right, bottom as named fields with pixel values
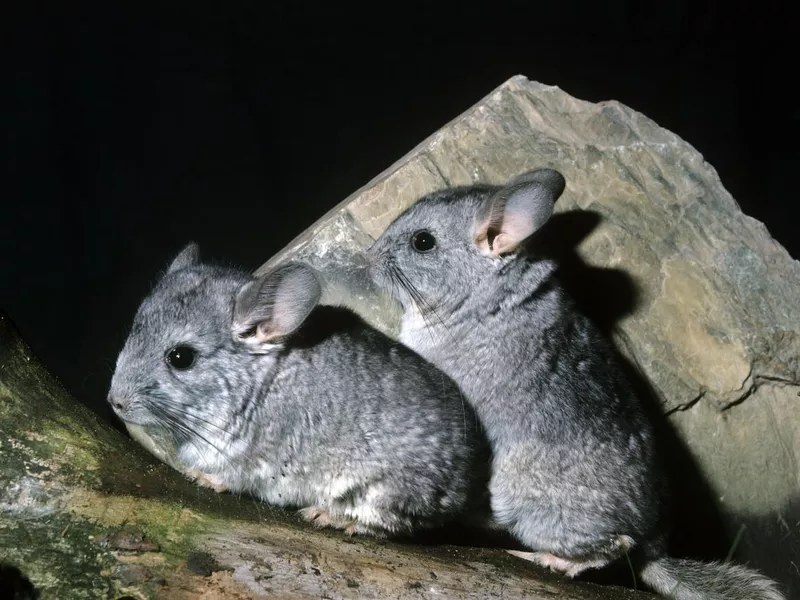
left=410, top=230, right=436, bottom=253
left=166, top=345, right=196, bottom=370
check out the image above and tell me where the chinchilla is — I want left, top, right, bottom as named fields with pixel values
left=108, top=244, right=490, bottom=538
left=367, top=169, right=784, bottom=599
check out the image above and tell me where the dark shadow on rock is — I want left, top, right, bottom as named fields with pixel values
left=525, top=208, right=732, bottom=588
left=527, top=210, right=639, bottom=335
left=730, top=497, right=800, bottom=600
left=0, top=563, right=39, bottom=600
left=608, top=345, right=731, bottom=563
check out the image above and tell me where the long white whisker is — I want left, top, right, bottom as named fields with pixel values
left=146, top=400, right=261, bottom=474
left=391, top=263, right=455, bottom=349
left=386, top=263, right=469, bottom=442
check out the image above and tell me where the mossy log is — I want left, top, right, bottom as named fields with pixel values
left=0, top=312, right=648, bottom=598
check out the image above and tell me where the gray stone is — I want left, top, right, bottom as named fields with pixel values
left=260, top=76, right=800, bottom=597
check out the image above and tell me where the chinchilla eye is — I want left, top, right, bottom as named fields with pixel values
left=410, top=230, right=436, bottom=253
left=166, top=345, right=196, bottom=370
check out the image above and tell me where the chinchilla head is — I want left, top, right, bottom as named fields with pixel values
left=367, top=168, right=565, bottom=319
left=108, top=242, right=321, bottom=447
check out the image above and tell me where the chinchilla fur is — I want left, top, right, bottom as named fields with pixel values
left=109, top=244, right=489, bottom=538
left=367, top=168, right=784, bottom=600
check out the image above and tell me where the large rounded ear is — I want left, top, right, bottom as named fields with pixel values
left=233, top=262, right=322, bottom=347
left=474, top=168, right=566, bottom=256
left=166, top=242, right=200, bottom=274
left=506, top=168, right=566, bottom=196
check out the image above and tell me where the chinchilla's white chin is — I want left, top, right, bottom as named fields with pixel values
left=124, top=422, right=187, bottom=472
left=398, top=310, right=431, bottom=348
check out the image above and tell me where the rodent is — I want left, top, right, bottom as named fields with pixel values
left=108, top=243, right=489, bottom=538
left=367, top=168, right=784, bottom=599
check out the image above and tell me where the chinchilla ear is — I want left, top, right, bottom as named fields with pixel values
left=166, top=242, right=200, bottom=274
left=232, top=262, right=322, bottom=346
left=474, top=168, right=565, bottom=256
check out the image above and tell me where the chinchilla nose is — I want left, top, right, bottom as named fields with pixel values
left=107, top=393, right=128, bottom=413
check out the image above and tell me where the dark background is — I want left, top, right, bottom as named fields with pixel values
left=3, top=1, right=796, bottom=421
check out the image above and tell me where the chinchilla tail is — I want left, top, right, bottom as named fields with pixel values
left=639, top=556, right=785, bottom=600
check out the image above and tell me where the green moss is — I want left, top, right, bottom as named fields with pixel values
left=0, top=514, right=120, bottom=599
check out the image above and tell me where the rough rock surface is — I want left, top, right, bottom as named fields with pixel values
left=257, top=76, right=800, bottom=598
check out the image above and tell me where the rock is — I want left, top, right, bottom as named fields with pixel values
left=258, top=76, right=800, bottom=597
left=0, top=311, right=651, bottom=598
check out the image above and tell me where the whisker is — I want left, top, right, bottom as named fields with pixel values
left=145, top=399, right=261, bottom=475
left=162, top=401, right=241, bottom=439
left=385, top=263, right=469, bottom=443
left=390, top=263, right=453, bottom=348
left=176, top=411, right=265, bottom=475
left=147, top=404, right=215, bottom=467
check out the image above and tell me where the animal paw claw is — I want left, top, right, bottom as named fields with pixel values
left=185, top=468, right=228, bottom=493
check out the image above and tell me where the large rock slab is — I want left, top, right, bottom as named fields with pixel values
left=258, top=76, right=800, bottom=598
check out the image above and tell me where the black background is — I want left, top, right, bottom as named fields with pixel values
left=3, top=1, right=796, bottom=422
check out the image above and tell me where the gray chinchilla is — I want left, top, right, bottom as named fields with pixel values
left=367, top=169, right=784, bottom=599
left=108, top=244, right=488, bottom=538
